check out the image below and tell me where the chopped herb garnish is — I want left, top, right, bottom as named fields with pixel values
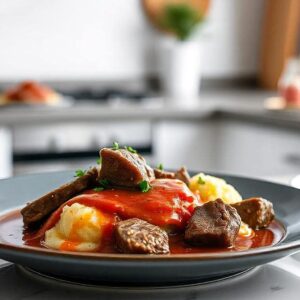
left=112, top=142, right=119, bottom=150
left=157, top=163, right=164, bottom=171
left=198, top=176, right=205, bottom=185
left=99, top=179, right=109, bottom=188
left=139, top=180, right=151, bottom=193
left=96, top=157, right=102, bottom=165
left=125, top=146, right=137, bottom=154
left=94, top=187, right=104, bottom=192
left=94, top=179, right=109, bottom=192
left=74, top=169, right=86, bottom=177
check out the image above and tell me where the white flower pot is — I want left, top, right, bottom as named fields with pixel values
left=159, top=38, right=201, bottom=107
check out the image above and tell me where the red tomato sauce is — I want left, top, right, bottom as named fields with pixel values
left=24, top=179, right=198, bottom=241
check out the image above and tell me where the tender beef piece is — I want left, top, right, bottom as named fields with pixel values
left=231, top=197, right=274, bottom=229
left=175, top=167, right=190, bottom=185
left=115, top=218, right=170, bottom=254
left=21, top=167, right=99, bottom=227
left=185, top=199, right=241, bottom=247
left=99, top=148, right=154, bottom=188
left=154, top=166, right=190, bottom=185
left=154, top=169, right=176, bottom=180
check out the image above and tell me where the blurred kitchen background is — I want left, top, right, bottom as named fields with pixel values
left=0, top=0, right=300, bottom=183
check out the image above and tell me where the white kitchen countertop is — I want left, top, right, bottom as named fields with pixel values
left=0, top=90, right=299, bottom=127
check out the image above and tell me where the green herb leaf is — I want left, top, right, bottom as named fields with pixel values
left=94, top=179, right=109, bottom=192
left=198, top=176, right=205, bottom=185
left=96, top=157, right=102, bottom=165
left=160, top=4, right=203, bottom=41
left=93, top=187, right=104, bottom=192
left=125, top=146, right=137, bottom=154
left=157, top=163, right=164, bottom=171
left=112, top=142, right=119, bottom=150
left=99, top=179, right=109, bottom=188
left=139, top=180, right=151, bottom=193
left=75, top=169, right=86, bottom=177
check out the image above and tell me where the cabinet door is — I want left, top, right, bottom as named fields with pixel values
left=217, top=119, right=300, bottom=177
left=153, top=120, right=219, bottom=171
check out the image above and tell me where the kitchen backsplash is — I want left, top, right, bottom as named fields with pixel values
left=0, top=0, right=264, bottom=80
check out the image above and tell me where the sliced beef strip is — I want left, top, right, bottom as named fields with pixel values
left=185, top=199, right=241, bottom=247
left=115, top=218, right=170, bottom=254
left=154, top=166, right=190, bottom=185
left=231, top=197, right=274, bottom=229
left=21, top=167, right=99, bottom=227
left=99, top=148, right=154, bottom=188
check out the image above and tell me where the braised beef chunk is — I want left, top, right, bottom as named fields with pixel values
left=175, top=167, right=190, bottom=185
left=99, top=148, right=154, bottom=188
left=185, top=199, right=241, bottom=247
left=154, top=169, right=176, bottom=180
left=154, top=166, right=190, bottom=185
left=115, top=218, right=170, bottom=254
left=21, top=167, right=99, bottom=227
left=231, top=197, right=274, bottom=229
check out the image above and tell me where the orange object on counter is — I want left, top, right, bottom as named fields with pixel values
left=281, top=77, right=300, bottom=106
left=2, top=81, right=59, bottom=104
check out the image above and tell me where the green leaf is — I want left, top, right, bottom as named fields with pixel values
left=124, top=146, right=137, bottom=154
left=74, top=169, right=86, bottom=177
left=96, top=157, right=102, bottom=165
left=160, top=4, right=203, bottom=41
left=93, top=187, right=104, bottom=192
left=139, top=180, right=151, bottom=193
left=94, top=179, right=109, bottom=192
left=112, top=142, right=119, bottom=150
left=99, top=179, right=109, bottom=188
left=198, top=176, right=205, bottom=185
left=157, top=163, right=164, bottom=171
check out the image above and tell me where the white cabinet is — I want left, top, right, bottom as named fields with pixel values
left=0, top=127, right=12, bottom=178
left=217, top=119, right=300, bottom=177
left=154, top=118, right=300, bottom=177
left=153, top=120, right=219, bottom=172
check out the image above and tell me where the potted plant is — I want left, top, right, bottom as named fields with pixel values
left=158, top=3, right=205, bottom=106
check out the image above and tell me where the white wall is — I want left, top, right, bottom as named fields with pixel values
left=0, top=0, right=264, bottom=81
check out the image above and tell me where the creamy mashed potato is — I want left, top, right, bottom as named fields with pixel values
left=44, top=203, right=104, bottom=252
left=189, top=173, right=242, bottom=204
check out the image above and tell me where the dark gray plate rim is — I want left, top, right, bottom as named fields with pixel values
left=18, top=265, right=257, bottom=289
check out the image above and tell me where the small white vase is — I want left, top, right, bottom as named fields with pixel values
left=159, top=38, right=201, bottom=107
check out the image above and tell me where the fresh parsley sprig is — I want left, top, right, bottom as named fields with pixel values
left=99, top=179, right=109, bottom=188
left=125, top=146, right=137, bottom=154
left=93, top=187, right=104, bottom=192
left=139, top=180, right=151, bottom=193
left=157, top=163, right=164, bottom=171
left=112, top=142, right=119, bottom=150
left=74, top=169, right=86, bottom=177
left=198, top=176, right=205, bottom=185
left=93, top=179, right=110, bottom=192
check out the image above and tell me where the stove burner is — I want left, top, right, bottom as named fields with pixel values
left=64, top=89, right=148, bottom=102
left=18, top=265, right=256, bottom=289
